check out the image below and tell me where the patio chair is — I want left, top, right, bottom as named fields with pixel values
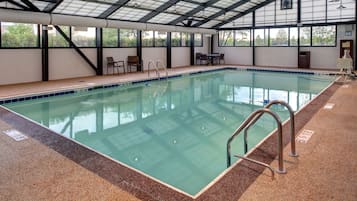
left=200, top=54, right=210, bottom=65
left=196, top=52, right=202, bottom=65
left=127, top=56, right=142, bottom=72
left=219, top=54, right=225, bottom=64
left=106, top=57, right=125, bottom=74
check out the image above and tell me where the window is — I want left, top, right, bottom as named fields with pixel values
left=48, top=26, right=69, bottom=47
left=181, top=33, right=190, bottom=46
left=219, top=30, right=234, bottom=46
left=120, top=29, right=137, bottom=47
left=270, top=28, right=288, bottom=46
left=289, top=27, right=298, bottom=46
left=72, top=27, right=96, bottom=47
left=235, top=30, right=250, bottom=46
left=281, top=0, right=293, bottom=10
left=254, top=29, right=268, bottom=46
left=154, top=31, right=167, bottom=47
left=1, top=22, right=39, bottom=47
left=103, top=28, right=118, bottom=47
left=142, top=31, right=154, bottom=47
left=312, top=25, right=336, bottom=46
left=194, top=33, right=203, bottom=47
left=171, top=32, right=181, bottom=47
left=299, top=27, right=311, bottom=46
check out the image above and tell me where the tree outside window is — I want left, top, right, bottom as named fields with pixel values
left=72, top=27, right=96, bottom=47
left=142, top=31, right=154, bottom=47
left=48, top=26, right=69, bottom=47
left=120, top=29, right=137, bottom=47
left=235, top=30, right=250, bottom=46
left=171, top=32, right=181, bottom=47
left=219, top=31, right=234, bottom=46
left=154, top=31, right=167, bottom=47
left=254, top=29, right=268, bottom=46
left=103, top=28, right=118, bottom=47
left=289, top=27, right=298, bottom=46
left=299, top=27, right=311, bottom=46
left=312, top=26, right=336, bottom=46
left=1, top=22, right=38, bottom=47
left=270, top=28, right=288, bottom=46
left=194, top=33, right=203, bottom=47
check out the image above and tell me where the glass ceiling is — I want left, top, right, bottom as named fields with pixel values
left=0, top=0, right=355, bottom=29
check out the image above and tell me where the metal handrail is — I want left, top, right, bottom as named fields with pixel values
left=227, top=108, right=286, bottom=174
left=234, top=154, right=275, bottom=180
left=156, top=60, right=168, bottom=79
left=243, top=100, right=298, bottom=157
left=148, top=60, right=160, bottom=79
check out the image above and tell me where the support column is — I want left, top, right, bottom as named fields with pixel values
left=297, top=0, right=301, bottom=68
left=42, top=25, right=49, bottom=81
left=190, top=33, right=195, bottom=65
left=167, top=32, right=172, bottom=68
left=137, top=30, right=143, bottom=71
left=210, top=35, right=214, bottom=54
left=96, top=27, right=103, bottom=75
left=252, top=11, right=256, bottom=66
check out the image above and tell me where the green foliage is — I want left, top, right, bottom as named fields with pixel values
left=49, top=26, right=69, bottom=47
left=155, top=31, right=167, bottom=47
left=1, top=23, right=38, bottom=47
left=312, top=26, right=335, bottom=46
left=194, top=34, right=202, bottom=46
left=120, top=29, right=137, bottom=47
left=171, top=38, right=181, bottom=46
left=103, top=28, right=118, bottom=47
left=235, top=30, right=250, bottom=46
left=270, top=29, right=288, bottom=46
left=219, top=31, right=234, bottom=46
left=300, top=27, right=311, bottom=46
left=255, top=35, right=265, bottom=46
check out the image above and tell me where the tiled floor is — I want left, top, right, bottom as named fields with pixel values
left=0, top=66, right=356, bottom=201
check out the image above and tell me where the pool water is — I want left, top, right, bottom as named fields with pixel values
left=3, top=70, right=334, bottom=195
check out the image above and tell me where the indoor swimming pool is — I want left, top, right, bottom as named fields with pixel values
left=2, top=69, right=335, bottom=196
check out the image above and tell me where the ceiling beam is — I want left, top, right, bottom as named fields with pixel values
left=98, top=0, right=130, bottom=19
left=168, top=0, right=220, bottom=26
left=213, top=0, right=275, bottom=29
left=44, top=0, right=63, bottom=13
left=181, top=0, right=224, bottom=11
left=139, top=0, right=181, bottom=22
left=20, top=0, right=40, bottom=11
left=193, top=0, right=251, bottom=27
left=5, top=0, right=29, bottom=10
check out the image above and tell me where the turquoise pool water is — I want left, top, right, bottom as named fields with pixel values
left=3, top=70, right=334, bottom=195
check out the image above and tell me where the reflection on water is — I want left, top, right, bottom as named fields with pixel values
left=5, top=70, right=333, bottom=195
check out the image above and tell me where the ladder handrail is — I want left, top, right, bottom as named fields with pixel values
left=234, top=154, right=275, bottom=180
left=243, top=100, right=298, bottom=157
left=156, top=60, right=168, bottom=79
left=227, top=108, right=286, bottom=174
left=148, top=60, right=160, bottom=78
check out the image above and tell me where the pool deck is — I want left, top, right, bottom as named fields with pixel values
left=0, top=66, right=356, bottom=201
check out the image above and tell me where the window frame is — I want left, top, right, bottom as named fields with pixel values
left=0, top=22, right=41, bottom=49
left=194, top=33, right=203, bottom=47
left=234, top=29, right=251, bottom=47
left=119, top=29, right=138, bottom=48
left=311, top=25, right=337, bottom=47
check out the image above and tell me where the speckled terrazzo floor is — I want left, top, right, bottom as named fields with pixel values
left=0, top=66, right=356, bottom=201
left=238, top=79, right=357, bottom=201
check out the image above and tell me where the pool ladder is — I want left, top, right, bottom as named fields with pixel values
left=148, top=60, right=168, bottom=80
left=226, top=100, right=298, bottom=177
